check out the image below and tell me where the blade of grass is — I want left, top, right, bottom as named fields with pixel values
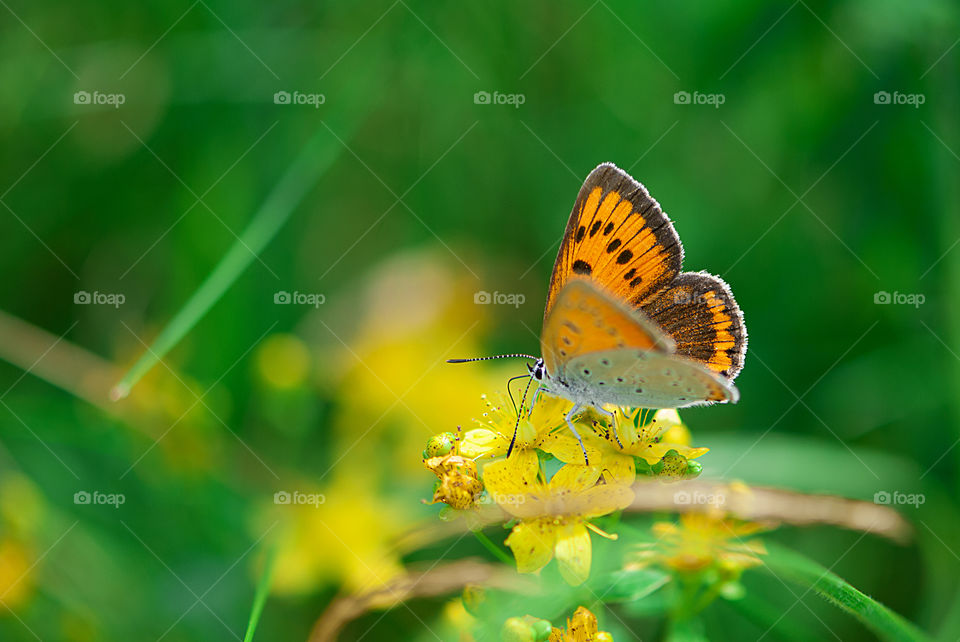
left=111, top=127, right=342, bottom=400
left=243, top=540, right=279, bottom=642
left=762, top=542, right=931, bottom=642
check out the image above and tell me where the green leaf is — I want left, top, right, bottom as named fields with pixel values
left=762, top=543, right=931, bottom=642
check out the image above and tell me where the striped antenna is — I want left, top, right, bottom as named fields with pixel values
left=447, top=353, right=542, bottom=459
left=447, top=353, right=537, bottom=364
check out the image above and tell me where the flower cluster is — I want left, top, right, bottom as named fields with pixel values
left=423, top=391, right=709, bottom=585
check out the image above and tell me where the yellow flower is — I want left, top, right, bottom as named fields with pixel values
left=548, top=606, right=614, bottom=642
left=589, top=408, right=708, bottom=484
left=424, top=452, right=484, bottom=510
left=484, top=451, right=633, bottom=585
left=634, top=512, right=768, bottom=575
left=460, top=392, right=601, bottom=464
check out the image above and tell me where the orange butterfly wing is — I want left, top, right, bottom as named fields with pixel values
left=544, top=162, right=683, bottom=320
left=544, top=163, right=747, bottom=384
left=540, top=277, right=672, bottom=375
left=640, top=272, right=746, bottom=379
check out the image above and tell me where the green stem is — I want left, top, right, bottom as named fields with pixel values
left=472, top=529, right=514, bottom=566
left=243, top=541, right=279, bottom=642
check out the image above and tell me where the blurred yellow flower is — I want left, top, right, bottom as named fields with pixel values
left=0, top=473, right=45, bottom=610
left=255, top=333, right=311, bottom=390
left=460, top=392, right=599, bottom=464
left=589, top=408, right=708, bottom=484
left=634, top=512, right=768, bottom=574
left=548, top=606, right=614, bottom=642
left=0, top=538, right=33, bottom=609
left=484, top=451, right=633, bottom=585
left=262, top=475, right=407, bottom=595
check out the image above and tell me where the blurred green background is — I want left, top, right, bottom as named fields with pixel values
left=1, top=0, right=959, bottom=640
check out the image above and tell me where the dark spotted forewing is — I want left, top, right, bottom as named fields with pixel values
left=543, top=163, right=746, bottom=382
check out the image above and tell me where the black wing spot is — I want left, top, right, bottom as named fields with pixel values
left=582, top=369, right=591, bottom=376
left=589, top=221, right=602, bottom=237
left=623, top=267, right=636, bottom=280
left=603, top=222, right=614, bottom=235
left=600, top=359, right=610, bottom=366
left=616, top=249, right=633, bottom=264
left=616, top=377, right=624, bottom=383
left=629, top=276, right=642, bottom=287
left=606, top=239, right=621, bottom=253
left=575, top=226, right=586, bottom=242
left=572, top=260, right=592, bottom=275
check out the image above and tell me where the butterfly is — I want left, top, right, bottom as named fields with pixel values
left=451, top=162, right=747, bottom=462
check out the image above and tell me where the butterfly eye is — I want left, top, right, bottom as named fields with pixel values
left=528, top=359, right=546, bottom=380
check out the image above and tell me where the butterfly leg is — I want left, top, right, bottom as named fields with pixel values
left=564, top=404, right=590, bottom=465
left=592, top=405, right=623, bottom=449
left=529, top=383, right=547, bottom=410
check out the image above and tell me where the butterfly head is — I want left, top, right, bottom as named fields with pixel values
left=527, top=358, right=546, bottom=381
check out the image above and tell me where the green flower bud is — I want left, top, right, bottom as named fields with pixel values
left=425, top=432, right=456, bottom=458
left=501, top=617, right=535, bottom=642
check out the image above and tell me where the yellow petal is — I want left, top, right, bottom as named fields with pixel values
left=505, top=519, right=556, bottom=574
left=539, top=431, right=602, bottom=465
left=459, top=428, right=505, bottom=459
left=483, top=449, right=539, bottom=497
left=573, top=483, right=635, bottom=517
left=600, top=452, right=636, bottom=485
left=554, top=521, right=592, bottom=586
left=550, top=464, right=601, bottom=493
